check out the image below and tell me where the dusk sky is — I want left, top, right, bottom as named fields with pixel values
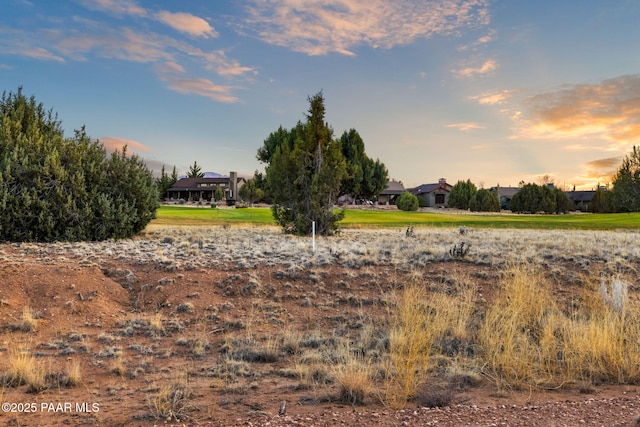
left=2, top=0, right=639, bottom=189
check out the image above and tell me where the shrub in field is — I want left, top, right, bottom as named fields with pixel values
left=469, top=188, right=500, bottom=212
left=396, top=191, right=419, bottom=212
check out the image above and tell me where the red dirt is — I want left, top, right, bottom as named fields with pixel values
left=0, top=242, right=639, bottom=427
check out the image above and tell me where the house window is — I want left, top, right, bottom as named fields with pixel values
left=435, top=194, right=445, bottom=204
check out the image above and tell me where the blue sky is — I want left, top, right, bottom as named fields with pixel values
left=2, top=0, right=639, bottom=189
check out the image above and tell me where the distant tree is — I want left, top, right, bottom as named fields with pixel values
left=239, top=178, right=264, bottom=206
left=186, top=161, right=205, bottom=178
left=0, top=87, right=157, bottom=241
left=214, top=186, right=224, bottom=202
left=264, top=92, right=347, bottom=235
left=509, top=183, right=555, bottom=214
left=469, top=188, right=500, bottom=212
left=611, top=146, right=640, bottom=212
left=448, top=179, right=477, bottom=210
left=156, top=165, right=177, bottom=200
left=338, top=129, right=388, bottom=201
left=590, top=186, right=613, bottom=213
left=554, top=188, right=572, bottom=213
left=396, top=191, right=419, bottom=211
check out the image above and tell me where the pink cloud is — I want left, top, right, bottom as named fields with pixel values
left=155, top=11, right=217, bottom=38
left=100, top=136, right=153, bottom=153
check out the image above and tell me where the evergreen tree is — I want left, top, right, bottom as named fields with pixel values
left=0, top=88, right=157, bottom=242
left=265, top=92, right=347, bottom=235
left=186, top=161, right=205, bottom=178
left=509, top=183, right=556, bottom=214
left=448, top=179, right=477, bottom=210
left=611, top=146, right=640, bottom=212
left=469, top=188, right=500, bottom=212
left=590, top=186, right=613, bottom=213
left=238, top=178, right=264, bottom=206
left=338, top=129, right=389, bottom=201
left=155, top=165, right=175, bottom=200
left=554, top=188, right=572, bottom=213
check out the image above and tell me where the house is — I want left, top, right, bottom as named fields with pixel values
left=166, top=171, right=245, bottom=204
left=409, top=178, right=452, bottom=207
left=377, top=180, right=405, bottom=205
left=490, top=187, right=520, bottom=210
left=565, top=190, right=596, bottom=212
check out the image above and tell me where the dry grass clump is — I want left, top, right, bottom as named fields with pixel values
left=147, top=371, right=195, bottom=421
left=332, top=350, right=374, bottom=405
left=1, top=346, right=81, bottom=392
left=479, top=266, right=640, bottom=390
left=384, top=281, right=444, bottom=408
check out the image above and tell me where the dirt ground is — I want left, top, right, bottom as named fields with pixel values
left=1, top=228, right=640, bottom=427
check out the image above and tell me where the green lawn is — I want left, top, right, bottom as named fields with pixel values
left=152, top=206, right=640, bottom=230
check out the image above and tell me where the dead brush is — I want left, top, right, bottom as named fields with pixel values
left=332, top=349, right=374, bottom=405
left=384, top=280, right=448, bottom=409
left=147, top=371, right=194, bottom=422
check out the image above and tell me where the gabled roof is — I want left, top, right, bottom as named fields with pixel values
left=380, top=180, right=405, bottom=195
left=410, top=182, right=452, bottom=194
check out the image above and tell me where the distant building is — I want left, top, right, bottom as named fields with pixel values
left=409, top=178, right=452, bottom=207
left=377, top=180, right=405, bottom=205
left=166, top=171, right=245, bottom=203
left=565, top=190, right=596, bottom=212
left=490, top=187, right=520, bottom=210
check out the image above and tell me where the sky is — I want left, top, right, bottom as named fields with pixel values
left=2, top=0, right=640, bottom=190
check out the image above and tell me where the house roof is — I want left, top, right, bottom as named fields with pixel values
left=410, top=182, right=452, bottom=195
left=565, top=191, right=596, bottom=203
left=380, top=180, right=405, bottom=195
left=491, top=187, right=520, bottom=198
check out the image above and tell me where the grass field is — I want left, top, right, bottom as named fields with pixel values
left=152, top=205, right=640, bottom=230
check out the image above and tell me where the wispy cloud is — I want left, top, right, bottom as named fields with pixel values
left=513, top=75, right=640, bottom=149
left=457, top=29, right=495, bottom=51
left=244, top=0, right=490, bottom=56
left=159, top=75, right=238, bottom=103
left=1, top=3, right=254, bottom=103
left=447, top=122, right=485, bottom=131
left=101, top=136, right=152, bottom=153
left=77, top=0, right=147, bottom=17
left=470, top=89, right=513, bottom=105
left=452, top=58, right=497, bottom=78
left=155, top=11, right=218, bottom=38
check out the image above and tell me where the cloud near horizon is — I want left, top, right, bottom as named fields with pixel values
left=447, top=122, right=485, bottom=131
left=513, top=75, right=640, bottom=149
left=100, top=136, right=153, bottom=153
left=244, top=0, right=490, bottom=56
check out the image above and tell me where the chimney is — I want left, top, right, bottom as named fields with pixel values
left=229, top=171, right=238, bottom=201
left=438, top=178, right=446, bottom=185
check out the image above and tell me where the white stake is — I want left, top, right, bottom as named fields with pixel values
left=312, top=221, right=316, bottom=253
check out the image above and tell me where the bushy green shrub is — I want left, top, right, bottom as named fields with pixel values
left=448, top=179, right=477, bottom=210
left=396, top=192, right=419, bottom=211
left=0, top=88, right=158, bottom=241
left=469, top=188, right=500, bottom=212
